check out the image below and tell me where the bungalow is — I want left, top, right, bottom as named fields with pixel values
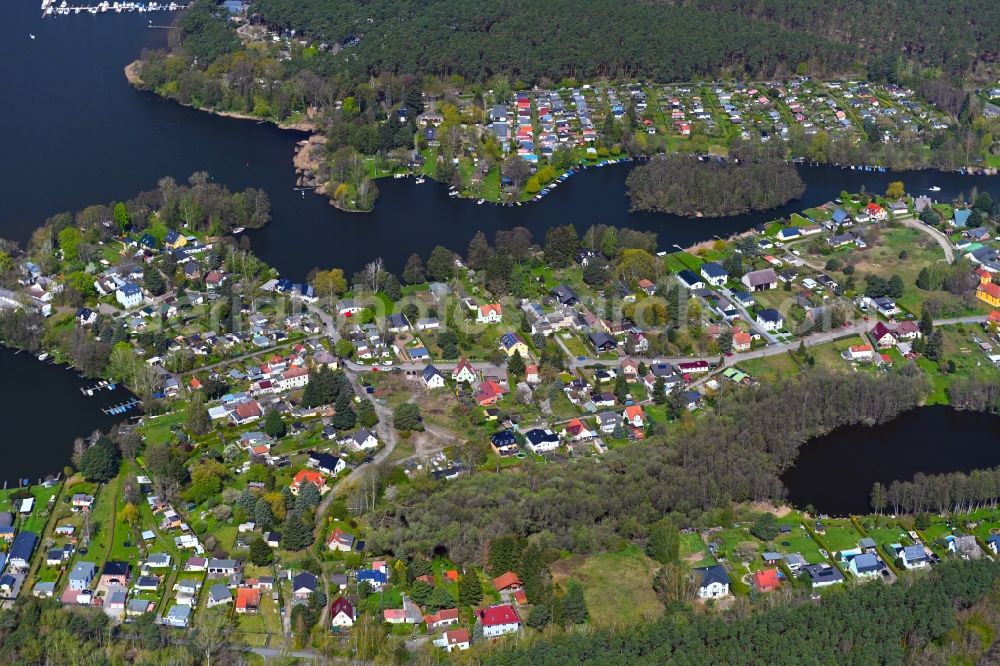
left=451, top=358, right=478, bottom=384
left=889, top=199, right=909, bottom=215
left=8, top=532, right=37, bottom=571
left=330, top=597, right=356, bottom=627
left=755, top=308, right=784, bottom=332
left=293, top=571, right=318, bottom=600
left=499, top=332, right=530, bottom=358
left=742, top=268, right=778, bottom=291
left=732, top=290, right=755, bottom=307
left=491, top=430, right=519, bottom=456
left=425, top=608, right=460, bottom=630
left=524, top=428, right=559, bottom=454
left=776, top=227, right=801, bottom=241
left=588, top=331, right=617, bottom=352
left=417, top=317, right=440, bottom=331
left=677, top=360, right=710, bottom=375
left=832, top=207, right=850, bottom=224
left=477, top=604, right=521, bottom=637
left=235, top=587, right=261, bottom=614
left=337, top=299, right=363, bottom=316
left=849, top=553, right=883, bottom=578
left=699, top=262, right=728, bottom=287
left=899, top=543, right=930, bottom=569
left=145, top=553, right=172, bottom=569
left=676, top=269, right=705, bottom=290
left=804, top=563, right=844, bottom=587
left=693, top=565, right=730, bottom=599
left=356, top=569, right=388, bottom=591
left=893, top=320, right=921, bottom=340
left=733, top=331, right=752, bottom=352
left=623, top=404, right=645, bottom=429
left=206, top=558, right=240, bottom=578
left=422, top=365, right=446, bottom=389
left=206, top=584, right=233, bottom=608
left=290, top=469, right=328, bottom=495
left=434, top=628, right=471, bottom=652
left=46, top=544, right=74, bottom=566
left=873, top=296, right=900, bottom=317
left=386, top=313, right=410, bottom=333
left=477, top=303, right=503, bottom=324
left=848, top=344, right=874, bottom=361
left=33, top=581, right=56, bottom=598
left=827, top=232, right=855, bottom=248
left=72, top=493, right=95, bottom=509
left=752, top=568, right=780, bottom=592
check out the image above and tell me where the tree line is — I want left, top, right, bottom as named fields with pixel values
left=872, top=464, right=1000, bottom=515
left=370, top=368, right=929, bottom=564
left=484, top=559, right=1000, bottom=666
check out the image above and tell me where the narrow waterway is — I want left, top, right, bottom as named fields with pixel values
left=782, top=406, right=1000, bottom=516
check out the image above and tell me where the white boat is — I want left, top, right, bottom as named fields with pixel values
left=414, top=177, right=425, bottom=184
left=37, top=353, right=49, bottom=361
left=928, top=186, right=941, bottom=192
left=232, top=227, right=245, bottom=234
left=476, top=198, right=485, bottom=205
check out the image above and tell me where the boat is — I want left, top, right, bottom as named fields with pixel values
left=37, top=352, right=49, bottom=361
left=30, top=33, right=36, bottom=39
left=476, top=198, right=484, bottom=205
left=232, top=227, right=245, bottom=234
left=414, top=176, right=425, bottom=184
left=928, top=186, right=941, bottom=192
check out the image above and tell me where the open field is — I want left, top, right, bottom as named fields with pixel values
left=551, top=545, right=663, bottom=626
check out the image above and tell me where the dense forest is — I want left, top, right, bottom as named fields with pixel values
left=252, top=0, right=858, bottom=83
left=370, top=369, right=928, bottom=564
left=484, top=559, right=1000, bottom=665
left=626, top=150, right=805, bottom=216
left=871, top=465, right=1000, bottom=515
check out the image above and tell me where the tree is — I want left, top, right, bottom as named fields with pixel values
left=507, top=350, right=526, bottom=377
left=561, top=582, right=589, bottom=624
left=143, top=269, right=166, bottom=296
left=356, top=398, right=378, bottom=427
left=312, top=268, right=348, bottom=301
left=544, top=225, right=579, bottom=268
left=652, top=376, right=667, bottom=405
left=750, top=513, right=780, bottom=541
left=870, top=482, right=887, bottom=514
left=652, top=563, right=696, bottom=606
left=426, top=586, right=456, bottom=612
left=248, top=535, right=274, bottom=566
left=919, top=308, right=934, bottom=336
left=887, top=274, right=904, bottom=299
left=402, top=253, right=426, bottom=284
left=121, top=502, right=139, bottom=531
left=254, top=497, right=275, bottom=531
left=645, top=521, right=680, bottom=564
left=392, top=402, right=424, bottom=431
left=185, top=392, right=210, bottom=436
left=458, top=572, right=483, bottom=607
left=332, top=390, right=357, bottom=430
left=263, top=410, right=286, bottom=439
left=187, top=460, right=225, bottom=503
left=280, top=513, right=313, bottom=551
left=526, top=604, right=551, bottom=630
left=191, top=608, right=234, bottom=666
left=80, top=437, right=120, bottom=481
left=57, top=227, right=82, bottom=262
left=426, top=246, right=455, bottom=281
left=410, top=580, right=433, bottom=605
left=925, top=330, right=944, bottom=361
left=295, top=482, right=323, bottom=513
left=885, top=181, right=905, bottom=199
left=113, top=202, right=131, bottom=234
left=466, top=231, right=494, bottom=270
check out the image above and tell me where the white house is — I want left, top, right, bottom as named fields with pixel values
left=422, top=365, right=446, bottom=389
left=451, top=359, right=478, bottom=384
left=330, top=598, right=356, bottom=627
left=115, top=283, right=143, bottom=309
left=755, top=308, right=784, bottom=332
left=433, top=628, right=471, bottom=652
left=694, top=566, right=730, bottom=599
left=899, top=544, right=931, bottom=569
left=524, top=428, right=559, bottom=454
left=476, top=303, right=503, bottom=324
left=699, top=262, right=728, bottom=287
left=477, top=604, right=520, bottom=638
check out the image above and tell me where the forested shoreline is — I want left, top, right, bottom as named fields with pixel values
left=625, top=151, right=805, bottom=216
left=371, top=369, right=928, bottom=564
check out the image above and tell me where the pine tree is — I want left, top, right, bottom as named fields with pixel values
left=295, top=482, right=322, bottom=512
left=458, top=572, right=483, bottom=607
left=427, top=586, right=456, bottom=611
left=332, top=390, right=356, bottom=430
left=507, top=350, right=525, bottom=377
left=561, top=582, right=589, bottom=624
left=614, top=373, right=629, bottom=403
left=280, top=513, right=313, bottom=551
left=254, top=497, right=274, bottom=530
left=925, top=330, right=944, bottom=361
left=402, top=253, right=426, bottom=285
left=919, top=308, right=934, bottom=337
left=248, top=535, right=273, bottom=566
left=185, top=392, right=210, bottom=436
left=526, top=604, right=551, bottom=630
left=652, top=376, right=667, bottom=405
left=263, top=410, right=286, bottom=439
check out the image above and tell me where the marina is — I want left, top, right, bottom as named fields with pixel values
left=40, top=0, right=186, bottom=19
left=101, top=397, right=141, bottom=415
left=80, top=380, right=117, bottom=396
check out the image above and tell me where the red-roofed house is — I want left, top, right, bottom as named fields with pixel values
left=291, top=469, right=328, bottom=495
left=475, top=380, right=504, bottom=406
left=870, top=322, right=897, bottom=348
left=424, top=608, right=460, bottom=630
left=848, top=344, right=874, bottom=361
left=444, top=569, right=460, bottom=583
left=513, top=589, right=528, bottom=605
left=866, top=203, right=887, bottom=221
left=434, top=627, right=471, bottom=652
left=752, top=568, right=781, bottom=592
left=560, top=418, right=596, bottom=442
left=477, top=303, right=503, bottom=324
left=235, top=587, right=261, bottom=613
left=189, top=376, right=202, bottom=390
left=620, top=358, right=639, bottom=381
left=326, top=528, right=354, bottom=552
left=978, top=280, right=1000, bottom=308
left=525, top=364, right=540, bottom=384
left=477, top=604, right=520, bottom=637
left=232, top=401, right=262, bottom=425
left=623, top=405, right=645, bottom=428
left=330, top=597, right=356, bottom=627
left=278, top=366, right=310, bottom=391
left=492, top=572, right=522, bottom=592
left=733, top=331, right=752, bottom=352
left=637, top=278, right=656, bottom=296
left=988, top=310, right=1000, bottom=327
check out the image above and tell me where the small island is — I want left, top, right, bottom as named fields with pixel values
left=626, top=147, right=805, bottom=217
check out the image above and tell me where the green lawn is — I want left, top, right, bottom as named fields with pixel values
left=815, top=520, right=864, bottom=554
left=679, top=531, right=715, bottom=568
left=772, top=524, right=826, bottom=564
left=550, top=545, right=664, bottom=627
left=738, top=353, right=801, bottom=383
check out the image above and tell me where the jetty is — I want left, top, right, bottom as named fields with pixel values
left=81, top=380, right=117, bottom=396
left=102, top=397, right=141, bottom=415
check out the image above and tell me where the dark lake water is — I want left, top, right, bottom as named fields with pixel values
left=6, top=2, right=1000, bottom=280
left=782, top=406, right=1000, bottom=516
left=0, top=348, right=136, bottom=485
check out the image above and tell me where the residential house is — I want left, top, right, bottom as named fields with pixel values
left=870, top=322, right=898, bottom=349
left=491, top=430, right=519, bottom=456
left=346, top=429, right=379, bottom=451
left=293, top=571, right=318, bottom=600
left=552, top=284, right=578, bottom=306
left=561, top=418, right=596, bottom=442
left=422, top=364, right=446, bottom=389
left=700, top=262, right=728, bottom=287
left=330, top=597, right=356, bottom=627
left=236, top=587, right=261, bottom=613
left=356, top=568, right=388, bottom=591
left=776, top=227, right=801, bottom=241
left=326, top=528, right=355, bottom=553
left=899, top=544, right=930, bottom=569
left=8, top=532, right=38, bottom=571
left=165, top=605, right=192, bottom=628
left=115, top=283, right=143, bottom=309
left=101, top=561, right=131, bottom=587
left=752, top=568, right=780, bottom=592
left=33, top=581, right=56, bottom=598
left=425, top=608, right=460, bottom=630
left=206, top=558, right=240, bottom=578
left=477, top=303, right=503, bottom=324
left=756, top=308, right=784, bottom=332
left=676, top=269, right=705, bottom=290
left=451, top=358, right=478, bottom=384
left=207, top=583, right=233, bottom=608
left=693, top=565, right=730, bottom=599
left=434, top=628, right=471, bottom=652
left=290, top=469, right=328, bottom=495
left=849, top=553, right=883, bottom=578
left=477, top=604, right=521, bottom=637
left=524, top=428, right=559, bottom=454
left=68, top=561, right=96, bottom=591
left=499, top=332, right=529, bottom=358
left=848, top=344, right=874, bottom=361
left=588, top=331, right=617, bottom=352
left=805, top=563, right=844, bottom=587
left=308, top=451, right=346, bottom=477
left=733, top=331, right=752, bottom=352
left=623, top=404, right=645, bottom=428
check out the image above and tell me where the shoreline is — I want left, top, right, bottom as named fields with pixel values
left=124, top=60, right=318, bottom=132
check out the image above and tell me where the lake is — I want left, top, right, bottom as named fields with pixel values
left=782, top=406, right=1000, bottom=516
left=5, top=3, right=1000, bottom=280
left=0, top=348, right=137, bottom=486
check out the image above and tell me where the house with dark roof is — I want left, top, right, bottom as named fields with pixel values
left=588, top=331, right=616, bottom=352
left=8, top=531, right=37, bottom=571
left=293, top=571, right=318, bottom=600
left=552, top=284, right=578, bottom=306
left=849, top=553, right=883, bottom=578
left=693, top=565, right=730, bottom=598
left=699, top=262, right=728, bottom=287
left=804, top=563, right=844, bottom=587
left=330, top=597, right=356, bottom=627
left=524, top=428, right=559, bottom=454
left=742, top=268, right=778, bottom=291
left=755, top=308, right=784, bottom=332
left=676, top=269, right=705, bottom=290
left=422, top=364, right=445, bottom=389
left=899, top=543, right=931, bottom=569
